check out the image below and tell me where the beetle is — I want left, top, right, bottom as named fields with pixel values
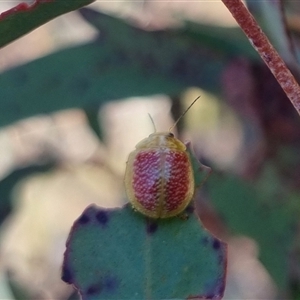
left=124, top=97, right=199, bottom=218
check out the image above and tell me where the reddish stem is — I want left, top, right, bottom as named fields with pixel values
left=221, top=0, right=300, bottom=115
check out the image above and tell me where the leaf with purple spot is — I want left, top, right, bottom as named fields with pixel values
left=62, top=206, right=226, bottom=299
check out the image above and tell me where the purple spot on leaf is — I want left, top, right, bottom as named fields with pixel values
left=104, top=275, right=119, bottom=292
left=185, top=204, right=194, bottom=215
left=86, top=283, right=102, bottom=295
left=212, top=239, right=221, bottom=250
left=85, top=276, right=118, bottom=296
left=78, top=213, right=90, bottom=225
left=146, top=220, right=158, bottom=234
left=61, top=266, right=73, bottom=284
left=96, top=210, right=109, bottom=226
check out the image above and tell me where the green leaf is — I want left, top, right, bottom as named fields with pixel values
left=62, top=204, right=226, bottom=299
left=0, top=8, right=257, bottom=128
left=79, top=8, right=258, bottom=61
left=179, top=21, right=258, bottom=61
left=187, top=142, right=212, bottom=188
left=207, top=172, right=297, bottom=290
left=0, top=0, right=96, bottom=48
left=83, top=107, right=103, bottom=141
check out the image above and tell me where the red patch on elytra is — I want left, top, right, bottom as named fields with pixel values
left=132, top=151, right=161, bottom=211
left=165, top=151, right=190, bottom=210
left=132, top=149, right=190, bottom=214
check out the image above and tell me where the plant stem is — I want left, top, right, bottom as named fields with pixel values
left=221, top=0, right=300, bottom=116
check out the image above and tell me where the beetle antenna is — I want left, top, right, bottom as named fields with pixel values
left=148, top=113, right=157, bottom=133
left=169, top=96, right=200, bottom=132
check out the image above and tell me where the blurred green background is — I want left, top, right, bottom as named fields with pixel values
left=0, top=0, right=300, bottom=299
